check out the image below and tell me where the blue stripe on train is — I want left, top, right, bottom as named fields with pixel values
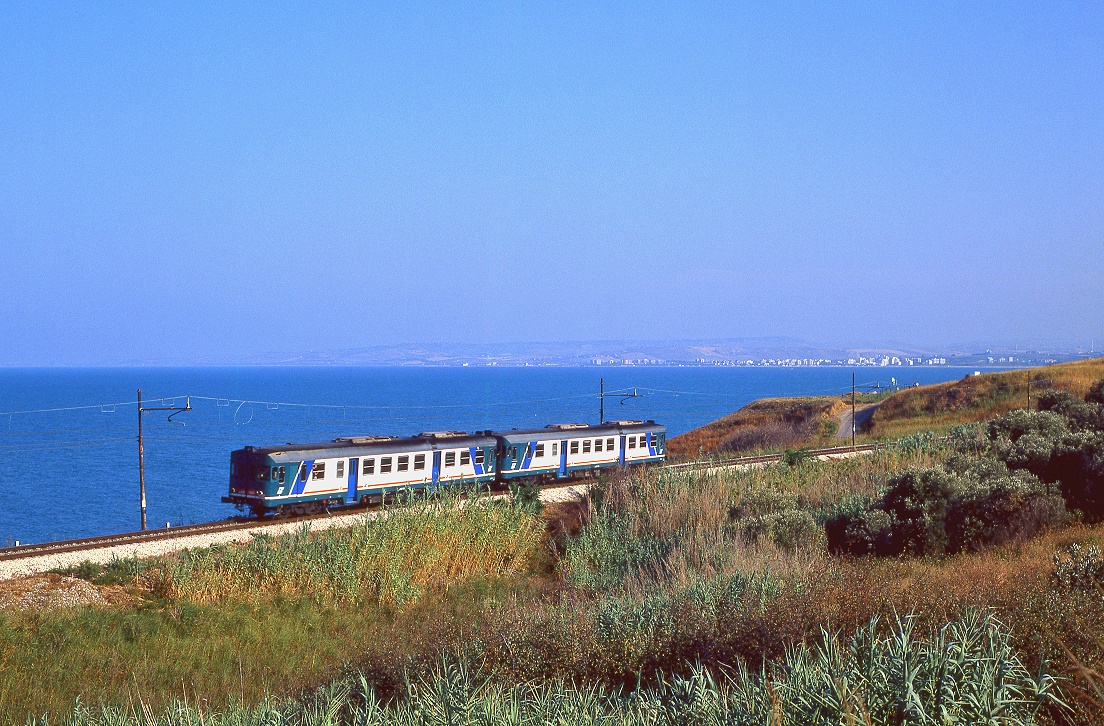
left=293, top=459, right=314, bottom=495
left=521, top=441, right=536, bottom=470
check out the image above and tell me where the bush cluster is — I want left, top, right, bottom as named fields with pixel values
left=827, top=460, right=1066, bottom=556
left=829, top=379, right=1104, bottom=555
left=987, top=390, right=1104, bottom=519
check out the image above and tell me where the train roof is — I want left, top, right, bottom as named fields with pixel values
left=237, top=431, right=497, bottom=460
left=493, top=420, right=664, bottom=444
left=234, top=421, right=665, bottom=458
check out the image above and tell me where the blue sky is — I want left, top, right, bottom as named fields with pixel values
left=1, top=2, right=1101, bottom=363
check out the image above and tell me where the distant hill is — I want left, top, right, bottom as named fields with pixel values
left=174, top=338, right=1090, bottom=368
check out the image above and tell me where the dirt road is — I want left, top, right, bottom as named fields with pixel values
left=837, top=403, right=880, bottom=439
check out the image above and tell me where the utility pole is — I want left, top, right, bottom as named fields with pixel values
left=137, top=389, right=191, bottom=531
left=598, top=378, right=642, bottom=424
left=851, top=372, right=856, bottom=450
left=1026, top=372, right=1031, bottom=411
left=137, top=389, right=145, bottom=531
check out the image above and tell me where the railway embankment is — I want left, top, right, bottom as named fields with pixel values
left=0, top=482, right=591, bottom=581
left=0, top=446, right=883, bottom=582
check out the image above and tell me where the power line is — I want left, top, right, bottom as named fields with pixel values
left=0, top=391, right=599, bottom=418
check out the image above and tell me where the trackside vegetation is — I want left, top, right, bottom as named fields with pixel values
left=150, top=490, right=544, bottom=606
left=23, top=613, right=1063, bottom=726
left=4, top=367, right=1104, bottom=724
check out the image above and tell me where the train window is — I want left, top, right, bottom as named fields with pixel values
left=607, top=438, right=615, bottom=450
left=363, top=458, right=375, bottom=475
left=414, top=454, right=425, bottom=470
left=583, top=440, right=591, bottom=453
left=380, top=457, right=392, bottom=474
left=256, top=467, right=269, bottom=481
left=336, top=460, right=345, bottom=478
left=628, top=436, right=636, bottom=449
left=551, top=442, right=558, bottom=456
left=398, top=455, right=409, bottom=472
left=445, top=451, right=456, bottom=467
left=594, top=439, right=603, bottom=452
left=474, top=449, right=484, bottom=465
left=276, top=466, right=285, bottom=484
left=535, top=443, right=545, bottom=458
left=643, top=435, right=650, bottom=448
left=312, top=462, right=326, bottom=480
left=298, top=463, right=308, bottom=481
left=570, top=441, right=579, bottom=454
left=460, top=449, right=471, bottom=466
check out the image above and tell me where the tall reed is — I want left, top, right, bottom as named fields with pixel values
left=148, top=490, right=544, bottom=606
left=30, top=612, right=1063, bottom=726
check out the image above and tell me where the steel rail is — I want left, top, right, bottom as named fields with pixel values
left=0, top=514, right=315, bottom=562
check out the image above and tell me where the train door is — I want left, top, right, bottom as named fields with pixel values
left=432, top=451, right=441, bottom=487
left=559, top=440, right=568, bottom=477
left=347, top=458, right=358, bottom=503
left=619, top=436, right=626, bottom=465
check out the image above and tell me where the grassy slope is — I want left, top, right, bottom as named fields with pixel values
left=666, top=396, right=848, bottom=460
left=670, top=357, right=1104, bottom=459
left=868, top=356, right=1104, bottom=439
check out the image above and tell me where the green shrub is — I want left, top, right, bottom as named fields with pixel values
left=563, top=509, right=671, bottom=593
left=508, top=478, right=544, bottom=515
left=897, top=429, right=939, bottom=453
left=781, top=447, right=807, bottom=466
left=945, top=470, right=1066, bottom=552
left=1087, top=379, right=1104, bottom=405
left=740, top=508, right=823, bottom=552
left=829, top=461, right=1065, bottom=557
left=1037, top=389, right=1104, bottom=432
left=879, top=467, right=958, bottom=555
left=987, top=404, right=1104, bottom=520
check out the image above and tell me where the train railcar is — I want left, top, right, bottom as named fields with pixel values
left=495, top=420, right=666, bottom=482
left=223, top=431, right=497, bottom=515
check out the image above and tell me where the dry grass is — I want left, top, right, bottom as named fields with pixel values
left=870, top=356, right=1104, bottom=439
left=666, top=396, right=847, bottom=460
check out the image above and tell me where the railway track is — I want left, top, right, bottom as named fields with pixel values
left=660, top=441, right=891, bottom=471
left=0, top=514, right=311, bottom=563
left=0, top=441, right=895, bottom=566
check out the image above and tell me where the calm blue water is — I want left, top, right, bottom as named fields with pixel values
left=0, top=366, right=996, bottom=544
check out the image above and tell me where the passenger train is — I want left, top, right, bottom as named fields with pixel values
left=224, top=420, right=666, bottom=516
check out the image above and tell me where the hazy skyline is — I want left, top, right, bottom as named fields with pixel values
left=2, top=3, right=1102, bottom=365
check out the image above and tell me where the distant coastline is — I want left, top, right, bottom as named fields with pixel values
left=3, top=337, right=1094, bottom=369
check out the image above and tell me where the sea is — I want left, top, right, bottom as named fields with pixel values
left=0, top=366, right=1005, bottom=545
